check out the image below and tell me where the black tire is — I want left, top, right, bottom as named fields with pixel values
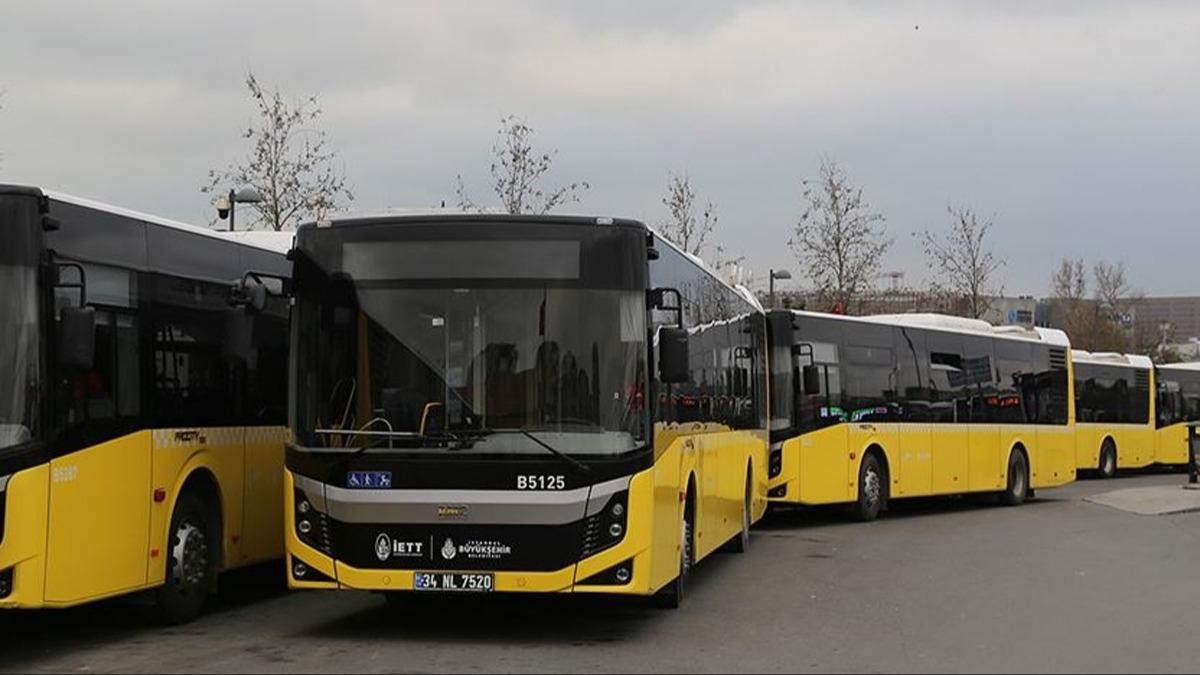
left=854, top=454, right=885, bottom=522
left=1000, top=450, right=1030, bottom=506
left=724, top=471, right=752, bottom=554
left=152, top=492, right=219, bottom=625
left=654, top=505, right=693, bottom=609
left=1099, top=440, right=1117, bottom=479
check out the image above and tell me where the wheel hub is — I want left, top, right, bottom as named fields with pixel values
left=864, top=468, right=882, bottom=506
left=171, top=521, right=209, bottom=589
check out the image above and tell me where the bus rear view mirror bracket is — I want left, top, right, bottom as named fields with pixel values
left=649, top=287, right=684, bottom=328
left=229, top=270, right=291, bottom=314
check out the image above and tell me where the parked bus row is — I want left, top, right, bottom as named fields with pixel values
left=2, top=185, right=1196, bottom=620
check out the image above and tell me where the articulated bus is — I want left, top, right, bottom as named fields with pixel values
left=766, top=311, right=1076, bottom=521
left=1072, top=351, right=1155, bottom=478
left=0, top=186, right=291, bottom=622
left=1154, top=363, right=1200, bottom=467
left=285, top=215, right=768, bottom=606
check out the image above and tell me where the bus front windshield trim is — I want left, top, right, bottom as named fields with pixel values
left=294, top=269, right=650, bottom=458
left=0, top=262, right=41, bottom=450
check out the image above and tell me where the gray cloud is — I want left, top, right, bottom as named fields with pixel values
left=2, top=1, right=1197, bottom=295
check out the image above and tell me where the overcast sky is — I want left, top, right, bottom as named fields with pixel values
left=2, top=1, right=1197, bottom=296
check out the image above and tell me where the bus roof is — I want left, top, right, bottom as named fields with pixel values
left=781, top=310, right=1071, bottom=348
left=44, top=189, right=292, bottom=255
left=299, top=212, right=762, bottom=314
left=1157, top=361, right=1200, bottom=372
left=1071, top=350, right=1154, bottom=369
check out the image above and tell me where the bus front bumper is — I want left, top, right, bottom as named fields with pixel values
left=0, top=465, right=50, bottom=609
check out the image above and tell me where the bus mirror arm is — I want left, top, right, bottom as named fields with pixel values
left=649, top=287, right=684, bottom=328
left=229, top=270, right=292, bottom=313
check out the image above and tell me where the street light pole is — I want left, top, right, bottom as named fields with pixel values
left=769, top=269, right=792, bottom=308
left=228, top=188, right=236, bottom=232
left=216, top=187, right=264, bottom=232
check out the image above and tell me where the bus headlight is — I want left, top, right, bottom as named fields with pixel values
left=581, top=491, right=629, bottom=559
left=0, top=568, right=12, bottom=599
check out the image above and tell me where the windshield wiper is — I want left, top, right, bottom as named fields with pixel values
left=452, top=427, right=592, bottom=475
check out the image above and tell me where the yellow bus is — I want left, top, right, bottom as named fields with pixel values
left=284, top=215, right=768, bottom=607
left=1153, top=362, right=1200, bottom=468
left=0, top=186, right=291, bottom=622
left=766, top=311, right=1076, bottom=520
left=1072, top=351, right=1155, bottom=478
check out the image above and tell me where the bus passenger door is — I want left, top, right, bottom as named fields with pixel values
left=45, top=306, right=152, bottom=604
left=967, top=426, right=1002, bottom=492
left=897, top=424, right=932, bottom=497
left=240, top=427, right=286, bottom=563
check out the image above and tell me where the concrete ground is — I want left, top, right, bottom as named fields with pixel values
left=2, top=471, right=1198, bottom=674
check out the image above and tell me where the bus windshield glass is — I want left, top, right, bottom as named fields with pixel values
left=0, top=208, right=41, bottom=450
left=293, top=222, right=649, bottom=458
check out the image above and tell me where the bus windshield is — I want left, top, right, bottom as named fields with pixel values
left=292, top=226, right=650, bottom=458
left=0, top=255, right=41, bottom=450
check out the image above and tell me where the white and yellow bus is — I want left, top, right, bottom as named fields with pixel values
left=284, top=215, right=768, bottom=607
left=1152, top=362, right=1200, bottom=468
left=0, top=185, right=291, bottom=622
left=766, top=311, right=1076, bottom=520
left=1072, top=351, right=1155, bottom=478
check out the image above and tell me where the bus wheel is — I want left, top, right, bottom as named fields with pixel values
left=724, top=472, right=752, bottom=554
left=654, top=508, right=693, bottom=609
left=1099, top=440, right=1117, bottom=479
left=152, top=492, right=218, bottom=625
left=854, top=454, right=884, bottom=522
left=1000, top=451, right=1030, bottom=506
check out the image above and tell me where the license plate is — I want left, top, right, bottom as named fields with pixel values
left=413, top=572, right=494, bottom=593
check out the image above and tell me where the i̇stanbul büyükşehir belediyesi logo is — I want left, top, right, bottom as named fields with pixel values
left=375, top=534, right=392, bottom=562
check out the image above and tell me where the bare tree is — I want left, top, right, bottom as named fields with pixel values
left=1092, top=260, right=1144, bottom=353
left=917, top=206, right=1006, bottom=319
left=789, top=158, right=891, bottom=313
left=456, top=116, right=588, bottom=215
left=204, top=72, right=352, bottom=231
left=660, top=172, right=717, bottom=256
left=1050, top=258, right=1092, bottom=345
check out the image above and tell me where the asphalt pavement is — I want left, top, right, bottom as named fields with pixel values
left=3, top=471, right=1198, bottom=674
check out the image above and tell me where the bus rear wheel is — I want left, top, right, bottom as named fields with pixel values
left=854, top=454, right=885, bottom=522
left=152, top=492, right=219, bottom=625
left=1099, top=440, right=1117, bottom=479
left=1000, top=450, right=1030, bottom=506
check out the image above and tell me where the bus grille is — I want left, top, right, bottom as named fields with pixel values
left=580, top=512, right=608, bottom=559
left=1050, top=348, right=1068, bottom=370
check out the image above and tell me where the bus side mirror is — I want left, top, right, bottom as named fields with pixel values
left=659, top=327, right=690, bottom=384
left=59, top=306, right=96, bottom=370
left=802, top=364, right=821, bottom=394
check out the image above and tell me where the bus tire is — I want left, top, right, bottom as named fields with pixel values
left=1000, top=450, right=1030, bottom=507
left=724, top=469, right=753, bottom=554
left=654, top=499, right=693, bottom=609
left=152, top=491, right=219, bottom=625
left=1099, top=440, right=1117, bottom=479
left=854, top=453, right=885, bottom=522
